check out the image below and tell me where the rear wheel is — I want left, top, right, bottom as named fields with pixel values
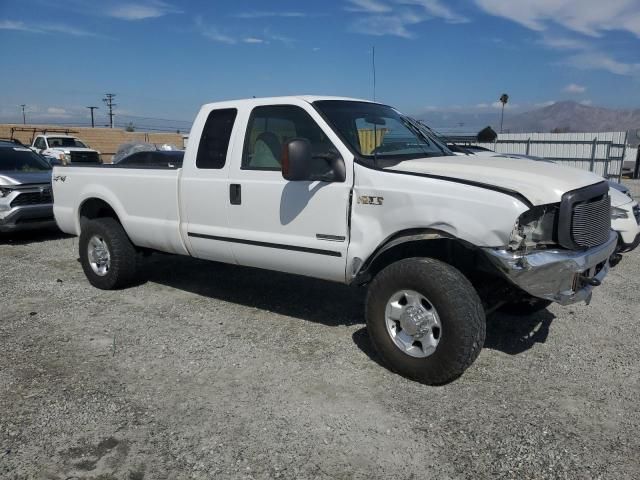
left=79, top=218, right=139, bottom=290
left=365, top=257, right=486, bottom=385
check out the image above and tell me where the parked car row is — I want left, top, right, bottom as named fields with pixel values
left=0, top=136, right=183, bottom=233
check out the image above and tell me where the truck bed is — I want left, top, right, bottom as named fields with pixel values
left=53, top=165, right=189, bottom=255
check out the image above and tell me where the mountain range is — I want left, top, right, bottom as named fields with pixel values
left=420, top=101, right=640, bottom=135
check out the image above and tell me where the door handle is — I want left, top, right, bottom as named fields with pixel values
left=230, top=184, right=241, bottom=205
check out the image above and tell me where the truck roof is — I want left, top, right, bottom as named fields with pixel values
left=201, top=95, right=374, bottom=110
left=37, top=134, right=78, bottom=138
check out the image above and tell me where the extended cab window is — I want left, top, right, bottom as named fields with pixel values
left=242, top=105, right=337, bottom=174
left=34, top=137, right=46, bottom=150
left=196, top=108, right=237, bottom=169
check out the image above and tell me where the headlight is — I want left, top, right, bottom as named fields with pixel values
left=509, top=204, right=559, bottom=251
left=611, top=206, right=629, bottom=220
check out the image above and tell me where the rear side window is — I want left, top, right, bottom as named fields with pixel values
left=196, top=108, right=237, bottom=169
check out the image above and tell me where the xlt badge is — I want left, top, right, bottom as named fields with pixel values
left=358, top=195, right=384, bottom=206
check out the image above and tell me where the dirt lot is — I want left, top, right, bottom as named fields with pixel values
left=1, top=229, right=639, bottom=479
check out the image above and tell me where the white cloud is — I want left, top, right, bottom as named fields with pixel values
left=195, top=18, right=294, bottom=46
left=243, top=37, right=265, bottom=44
left=475, top=103, right=489, bottom=108
left=0, top=19, right=98, bottom=36
left=234, top=11, right=308, bottom=19
left=351, top=12, right=421, bottom=38
left=398, top=0, right=469, bottom=24
left=474, top=0, right=640, bottom=37
left=347, top=0, right=468, bottom=37
left=564, top=83, right=586, bottom=93
left=579, top=99, right=593, bottom=106
left=0, top=20, right=38, bottom=32
left=195, top=16, right=236, bottom=44
left=346, top=0, right=392, bottom=13
left=107, top=2, right=180, bottom=21
left=47, top=107, right=67, bottom=115
left=565, top=52, right=640, bottom=76
left=538, top=34, right=589, bottom=51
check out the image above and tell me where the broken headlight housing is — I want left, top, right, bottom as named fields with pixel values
left=508, top=204, right=559, bottom=251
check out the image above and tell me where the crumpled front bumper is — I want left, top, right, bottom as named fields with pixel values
left=482, top=231, right=617, bottom=306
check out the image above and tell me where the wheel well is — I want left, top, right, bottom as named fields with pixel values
left=355, top=234, right=519, bottom=309
left=359, top=237, right=480, bottom=281
left=79, top=198, right=120, bottom=225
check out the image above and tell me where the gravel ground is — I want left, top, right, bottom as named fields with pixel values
left=1, top=229, right=639, bottom=480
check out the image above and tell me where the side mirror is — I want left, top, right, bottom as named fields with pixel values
left=282, top=138, right=346, bottom=183
left=282, top=138, right=312, bottom=181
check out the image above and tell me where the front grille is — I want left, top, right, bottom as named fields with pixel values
left=570, top=195, right=611, bottom=248
left=70, top=151, right=100, bottom=163
left=558, top=181, right=611, bottom=250
left=10, top=190, right=53, bottom=207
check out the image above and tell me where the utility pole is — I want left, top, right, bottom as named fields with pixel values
left=87, top=106, right=98, bottom=128
left=102, top=93, right=116, bottom=128
left=20, top=104, right=26, bottom=125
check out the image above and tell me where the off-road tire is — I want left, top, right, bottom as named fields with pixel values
left=79, top=218, right=139, bottom=290
left=365, top=257, right=486, bottom=385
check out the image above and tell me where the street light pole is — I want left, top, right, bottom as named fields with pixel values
left=20, top=104, right=26, bottom=125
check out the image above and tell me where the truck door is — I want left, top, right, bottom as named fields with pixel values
left=225, top=103, right=352, bottom=282
left=180, top=108, right=238, bottom=264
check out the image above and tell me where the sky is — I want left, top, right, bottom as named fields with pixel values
left=0, top=0, right=639, bottom=131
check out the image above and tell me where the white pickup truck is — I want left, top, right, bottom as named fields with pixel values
left=32, top=134, right=101, bottom=165
left=53, top=96, right=617, bottom=384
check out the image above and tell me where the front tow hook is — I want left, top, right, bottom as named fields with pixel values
left=579, top=274, right=601, bottom=287
left=609, top=253, right=623, bottom=268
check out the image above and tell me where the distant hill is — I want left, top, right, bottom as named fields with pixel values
left=505, top=101, right=640, bottom=133
left=419, top=101, right=640, bottom=135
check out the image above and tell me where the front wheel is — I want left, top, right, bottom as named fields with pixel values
left=366, top=258, right=486, bottom=385
left=79, top=218, right=139, bottom=290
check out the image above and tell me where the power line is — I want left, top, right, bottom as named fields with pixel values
left=103, top=93, right=116, bottom=128
left=116, top=113, right=192, bottom=124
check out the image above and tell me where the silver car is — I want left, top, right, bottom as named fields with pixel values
left=0, top=141, right=56, bottom=232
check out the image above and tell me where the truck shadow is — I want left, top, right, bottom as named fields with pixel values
left=483, top=310, right=555, bottom=355
left=0, top=227, right=72, bottom=245
left=352, top=310, right=556, bottom=369
left=145, top=254, right=365, bottom=328
left=146, top=254, right=555, bottom=357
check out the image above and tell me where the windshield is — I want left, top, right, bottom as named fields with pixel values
left=314, top=100, right=451, bottom=163
left=0, top=147, right=52, bottom=171
left=47, top=137, right=87, bottom=148
left=404, top=117, right=453, bottom=155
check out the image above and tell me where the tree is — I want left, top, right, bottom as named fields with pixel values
left=499, top=93, right=509, bottom=133
left=125, top=122, right=135, bottom=132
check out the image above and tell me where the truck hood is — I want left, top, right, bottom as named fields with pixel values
left=387, top=155, right=605, bottom=206
left=48, top=147, right=97, bottom=153
left=0, top=171, right=52, bottom=186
